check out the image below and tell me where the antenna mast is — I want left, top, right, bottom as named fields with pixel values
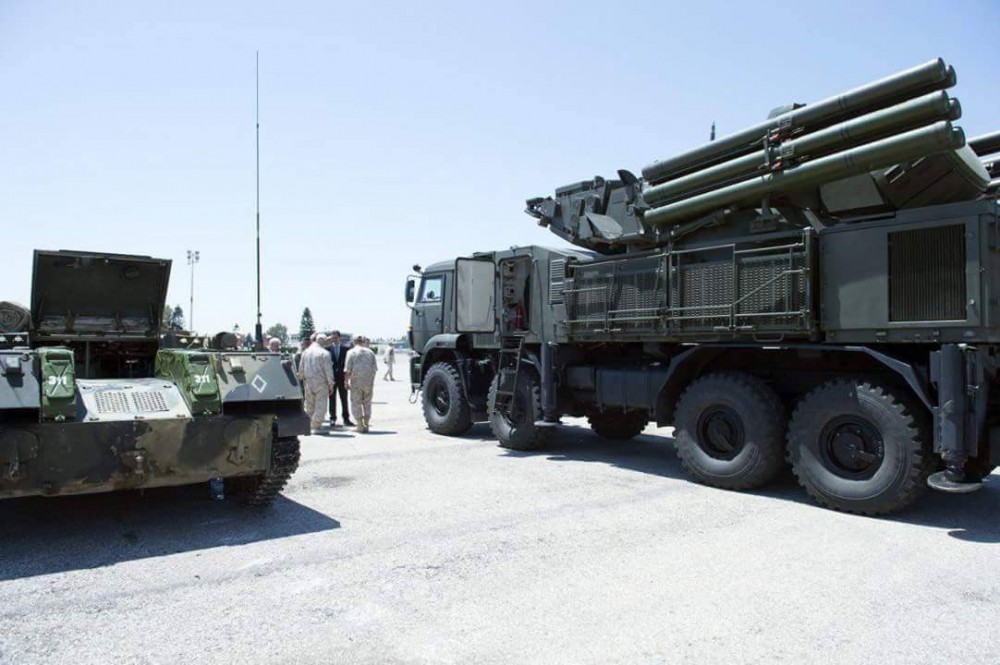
left=254, top=51, right=263, bottom=348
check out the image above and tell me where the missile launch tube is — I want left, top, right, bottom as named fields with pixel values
left=642, top=91, right=960, bottom=206
left=969, top=131, right=1000, bottom=157
left=644, top=121, right=966, bottom=228
left=641, top=58, right=956, bottom=185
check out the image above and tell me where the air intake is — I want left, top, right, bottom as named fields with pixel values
left=889, top=224, right=965, bottom=321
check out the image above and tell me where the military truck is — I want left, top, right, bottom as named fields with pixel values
left=406, top=58, right=1000, bottom=515
left=0, top=250, right=307, bottom=504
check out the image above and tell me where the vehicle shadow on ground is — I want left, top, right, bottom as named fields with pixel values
left=455, top=423, right=503, bottom=443
left=502, top=423, right=1000, bottom=544
left=0, top=486, right=340, bottom=581
left=312, top=431, right=356, bottom=438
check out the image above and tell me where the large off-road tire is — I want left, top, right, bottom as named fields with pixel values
left=225, top=436, right=301, bottom=507
left=421, top=362, right=473, bottom=436
left=487, top=367, right=553, bottom=451
left=588, top=410, right=648, bottom=440
left=787, top=379, right=933, bottom=515
left=674, top=372, right=786, bottom=490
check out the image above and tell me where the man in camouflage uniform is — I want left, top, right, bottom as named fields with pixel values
left=298, top=333, right=334, bottom=434
left=344, top=335, right=378, bottom=433
left=382, top=344, right=395, bottom=381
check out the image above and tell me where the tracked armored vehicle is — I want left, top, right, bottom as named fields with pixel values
left=0, top=250, right=307, bottom=504
left=407, top=58, right=1000, bottom=515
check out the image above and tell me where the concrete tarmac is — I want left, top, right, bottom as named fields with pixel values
left=1, top=377, right=998, bottom=664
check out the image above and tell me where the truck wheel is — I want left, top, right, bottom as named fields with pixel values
left=674, top=372, right=786, bottom=490
left=588, top=410, right=648, bottom=440
left=488, top=367, right=552, bottom=451
left=421, top=362, right=473, bottom=436
left=787, top=379, right=932, bottom=515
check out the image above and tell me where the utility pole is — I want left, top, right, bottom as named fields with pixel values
left=254, top=51, right=264, bottom=350
left=186, top=250, right=200, bottom=331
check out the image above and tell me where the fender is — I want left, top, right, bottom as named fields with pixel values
left=275, top=411, right=311, bottom=438
left=649, top=343, right=934, bottom=424
left=421, top=333, right=467, bottom=357
left=414, top=334, right=468, bottom=384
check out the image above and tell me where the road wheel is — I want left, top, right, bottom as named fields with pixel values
left=788, top=379, right=932, bottom=515
left=588, top=410, right=648, bottom=440
left=421, top=362, right=473, bottom=436
left=488, top=367, right=552, bottom=451
left=674, top=372, right=786, bottom=490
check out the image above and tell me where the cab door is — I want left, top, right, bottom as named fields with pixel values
left=411, top=271, right=447, bottom=353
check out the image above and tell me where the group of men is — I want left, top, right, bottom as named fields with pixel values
left=297, top=330, right=380, bottom=434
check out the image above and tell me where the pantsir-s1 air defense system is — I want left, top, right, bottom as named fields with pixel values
left=0, top=250, right=307, bottom=504
left=407, top=58, right=1000, bottom=515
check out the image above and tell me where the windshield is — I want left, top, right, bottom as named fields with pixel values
left=418, top=275, right=444, bottom=303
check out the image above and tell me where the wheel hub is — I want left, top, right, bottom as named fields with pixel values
left=820, top=417, right=884, bottom=479
left=431, top=384, right=450, bottom=416
left=696, top=406, right=745, bottom=460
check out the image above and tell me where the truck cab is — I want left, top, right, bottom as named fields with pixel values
left=406, top=261, right=454, bottom=384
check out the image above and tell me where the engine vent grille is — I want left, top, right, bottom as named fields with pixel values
left=132, top=391, right=169, bottom=413
left=94, top=391, right=130, bottom=414
left=889, top=224, right=966, bottom=322
left=93, top=389, right=170, bottom=414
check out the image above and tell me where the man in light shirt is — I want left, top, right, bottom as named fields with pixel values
left=344, top=336, right=378, bottom=433
left=298, top=333, right=334, bottom=434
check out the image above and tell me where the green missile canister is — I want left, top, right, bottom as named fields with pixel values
left=643, top=120, right=966, bottom=228
left=969, top=131, right=1000, bottom=157
left=641, top=58, right=956, bottom=185
left=642, top=91, right=961, bottom=207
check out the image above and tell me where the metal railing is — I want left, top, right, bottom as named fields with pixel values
left=563, top=230, right=813, bottom=337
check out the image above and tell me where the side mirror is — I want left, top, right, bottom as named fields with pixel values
left=404, top=278, right=416, bottom=307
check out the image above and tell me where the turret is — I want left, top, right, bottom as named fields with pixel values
left=528, top=58, right=996, bottom=254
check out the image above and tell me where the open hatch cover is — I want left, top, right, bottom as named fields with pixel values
left=31, top=250, right=172, bottom=339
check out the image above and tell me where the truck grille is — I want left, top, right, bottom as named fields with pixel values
left=889, top=224, right=966, bottom=322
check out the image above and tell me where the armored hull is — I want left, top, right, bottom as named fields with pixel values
left=0, top=250, right=307, bottom=503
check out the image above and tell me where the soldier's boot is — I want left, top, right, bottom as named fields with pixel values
left=355, top=420, right=365, bottom=433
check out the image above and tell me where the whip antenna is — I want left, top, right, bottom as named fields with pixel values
left=254, top=51, right=263, bottom=348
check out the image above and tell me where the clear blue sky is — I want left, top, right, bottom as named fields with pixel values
left=2, top=0, right=998, bottom=338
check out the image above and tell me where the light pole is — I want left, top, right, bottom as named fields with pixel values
left=187, top=250, right=200, bottom=332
